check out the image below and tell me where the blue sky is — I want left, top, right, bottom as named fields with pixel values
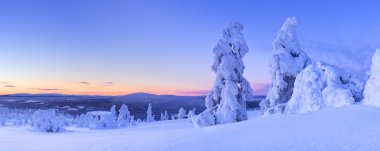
left=0, top=0, right=379, bottom=95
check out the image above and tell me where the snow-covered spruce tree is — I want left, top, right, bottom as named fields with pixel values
left=187, top=108, right=196, bottom=122
left=160, top=110, right=169, bottom=121
left=146, top=103, right=154, bottom=122
left=193, top=22, right=254, bottom=127
left=129, top=116, right=136, bottom=126
left=90, top=105, right=117, bottom=129
left=30, top=109, right=65, bottom=132
left=260, top=17, right=312, bottom=114
left=177, top=107, right=186, bottom=119
left=77, top=113, right=95, bottom=128
left=117, top=104, right=131, bottom=127
left=363, top=49, right=380, bottom=107
left=285, top=62, right=364, bottom=114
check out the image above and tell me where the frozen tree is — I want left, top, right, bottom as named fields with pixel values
left=192, top=109, right=215, bottom=128
left=90, top=105, right=117, bottom=129
left=187, top=108, right=196, bottom=122
left=146, top=103, right=154, bottom=122
left=30, top=109, right=65, bottom=132
left=363, top=49, right=380, bottom=107
left=260, top=17, right=312, bottom=114
left=77, top=113, right=94, bottom=128
left=195, top=21, right=254, bottom=127
left=285, top=62, right=364, bottom=113
left=177, top=107, right=186, bottom=119
left=137, top=118, right=142, bottom=123
left=171, top=115, right=176, bottom=120
left=160, top=110, right=169, bottom=121
left=129, top=116, right=136, bottom=126
left=117, top=104, right=131, bottom=127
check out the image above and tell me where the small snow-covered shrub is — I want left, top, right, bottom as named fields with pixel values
left=187, top=108, right=196, bottom=122
left=90, top=105, right=117, bottom=129
left=363, top=49, right=380, bottom=107
left=192, top=109, right=215, bottom=128
left=177, top=107, right=186, bottom=119
left=31, top=109, right=65, bottom=133
left=285, top=62, right=364, bottom=114
left=77, top=113, right=94, bottom=128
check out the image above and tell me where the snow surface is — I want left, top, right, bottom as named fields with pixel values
left=363, top=49, right=380, bottom=107
left=1, top=105, right=380, bottom=151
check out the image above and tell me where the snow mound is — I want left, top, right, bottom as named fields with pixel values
left=286, top=62, right=364, bottom=113
left=30, top=109, right=65, bottom=132
left=363, top=49, right=380, bottom=107
left=260, top=17, right=312, bottom=114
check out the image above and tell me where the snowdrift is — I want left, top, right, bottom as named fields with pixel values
left=286, top=62, right=364, bottom=113
left=363, top=49, right=380, bottom=107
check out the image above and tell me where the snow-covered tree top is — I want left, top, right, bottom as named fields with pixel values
left=274, top=16, right=300, bottom=55
left=212, top=22, right=249, bottom=73
left=370, top=49, right=380, bottom=73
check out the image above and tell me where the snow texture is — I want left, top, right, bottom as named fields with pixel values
left=363, top=49, right=380, bottom=107
left=30, top=109, right=65, bottom=132
left=1, top=106, right=380, bottom=151
left=260, top=17, right=312, bottom=114
left=286, top=61, right=364, bottom=113
left=197, top=21, right=254, bottom=127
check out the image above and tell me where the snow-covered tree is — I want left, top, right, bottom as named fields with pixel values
left=285, top=62, right=364, bottom=113
left=77, top=113, right=94, bottom=128
left=187, top=108, right=196, bottom=122
left=129, top=116, right=136, bottom=126
left=90, top=105, right=117, bottom=129
left=160, top=110, right=169, bottom=121
left=194, top=21, right=254, bottom=127
left=117, top=104, right=131, bottom=127
left=171, top=115, right=176, bottom=120
left=30, top=109, right=65, bottom=132
left=260, top=17, right=312, bottom=114
left=363, top=49, right=380, bottom=107
left=177, top=107, right=186, bottom=119
left=146, top=103, right=154, bottom=122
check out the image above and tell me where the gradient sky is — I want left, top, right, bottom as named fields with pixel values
left=0, top=0, right=379, bottom=96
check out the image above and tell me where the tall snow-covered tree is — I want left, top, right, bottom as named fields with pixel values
left=194, top=22, right=254, bottom=127
left=260, top=17, right=312, bottom=114
left=146, top=103, right=154, bottom=122
left=363, top=49, right=380, bottom=107
left=177, top=107, right=186, bottom=119
left=117, top=104, right=131, bottom=127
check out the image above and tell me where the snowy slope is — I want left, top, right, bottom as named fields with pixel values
left=1, top=105, right=379, bottom=151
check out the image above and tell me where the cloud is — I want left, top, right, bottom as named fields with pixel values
left=103, top=82, right=114, bottom=86
left=27, top=88, right=67, bottom=91
left=0, top=82, right=12, bottom=84
left=175, top=90, right=209, bottom=96
left=4, top=85, right=16, bottom=88
left=78, top=81, right=90, bottom=85
left=302, top=39, right=377, bottom=77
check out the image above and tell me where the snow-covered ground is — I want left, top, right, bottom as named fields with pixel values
left=1, top=105, right=379, bottom=151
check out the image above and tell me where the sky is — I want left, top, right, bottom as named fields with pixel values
left=0, top=0, right=379, bottom=96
